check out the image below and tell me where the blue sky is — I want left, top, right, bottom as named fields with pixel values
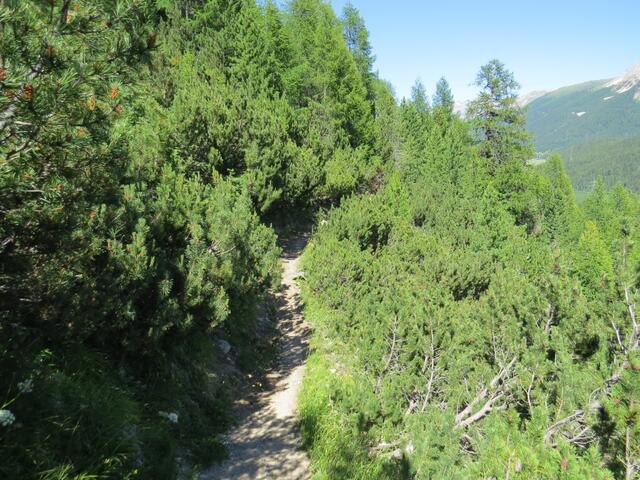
left=329, top=0, right=640, bottom=103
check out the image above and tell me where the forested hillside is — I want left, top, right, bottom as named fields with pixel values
left=561, top=136, right=640, bottom=192
left=0, top=1, right=389, bottom=478
left=526, top=61, right=640, bottom=191
left=300, top=61, right=640, bottom=478
left=2, top=1, right=639, bottom=480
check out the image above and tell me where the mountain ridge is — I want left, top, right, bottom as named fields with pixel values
left=521, top=60, right=640, bottom=106
left=525, top=59, right=640, bottom=191
left=605, top=60, right=640, bottom=98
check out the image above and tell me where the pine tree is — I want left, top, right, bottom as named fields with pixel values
left=432, top=76, right=454, bottom=114
left=0, top=2, right=284, bottom=477
left=410, top=78, right=430, bottom=113
left=342, top=3, right=374, bottom=78
left=467, top=59, right=533, bottom=167
left=373, top=79, right=401, bottom=164
left=283, top=0, right=377, bottom=201
left=573, top=221, right=614, bottom=297
left=604, top=364, right=640, bottom=479
left=0, top=0, right=155, bottom=342
left=540, top=154, right=582, bottom=242
left=341, top=2, right=375, bottom=100
left=264, top=0, right=294, bottom=90
left=399, top=79, right=434, bottom=168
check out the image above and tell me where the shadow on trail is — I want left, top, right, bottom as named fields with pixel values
left=200, top=233, right=311, bottom=480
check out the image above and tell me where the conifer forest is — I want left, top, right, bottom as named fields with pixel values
left=0, top=1, right=639, bottom=479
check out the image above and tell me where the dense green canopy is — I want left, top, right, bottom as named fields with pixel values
left=1, top=1, right=638, bottom=479
left=300, top=62, right=640, bottom=480
left=0, top=0, right=384, bottom=477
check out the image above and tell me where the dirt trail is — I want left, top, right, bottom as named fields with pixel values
left=200, top=234, right=312, bottom=480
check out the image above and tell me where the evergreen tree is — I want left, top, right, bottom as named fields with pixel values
left=341, top=2, right=375, bottom=85
left=432, top=76, right=454, bottom=114
left=467, top=59, right=533, bottom=166
left=373, top=79, right=401, bottom=165
left=398, top=79, right=432, bottom=163
left=264, top=0, right=294, bottom=90
left=0, top=1, right=285, bottom=476
left=282, top=0, right=378, bottom=203
left=572, top=221, right=613, bottom=297
left=410, top=78, right=430, bottom=113
left=604, top=364, right=640, bottom=479
left=540, top=154, right=582, bottom=242
left=0, top=0, right=155, bottom=344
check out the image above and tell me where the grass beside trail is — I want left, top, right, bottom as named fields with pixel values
left=297, top=295, right=410, bottom=480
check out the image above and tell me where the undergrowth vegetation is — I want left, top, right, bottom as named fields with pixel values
left=0, top=0, right=387, bottom=478
left=2, top=1, right=638, bottom=479
left=300, top=63, right=640, bottom=479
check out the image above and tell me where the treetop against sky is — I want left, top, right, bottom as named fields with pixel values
left=330, top=0, right=640, bottom=101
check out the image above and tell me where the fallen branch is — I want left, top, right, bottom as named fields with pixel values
left=454, top=357, right=517, bottom=429
left=544, top=410, right=586, bottom=445
left=375, top=315, right=401, bottom=394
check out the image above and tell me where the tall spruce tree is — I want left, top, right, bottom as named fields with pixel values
left=540, top=154, right=582, bottom=242
left=467, top=59, right=533, bottom=166
left=398, top=79, right=432, bottom=162
left=341, top=2, right=375, bottom=99
left=432, top=76, right=454, bottom=114
left=410, top=78, right=430, bottom=113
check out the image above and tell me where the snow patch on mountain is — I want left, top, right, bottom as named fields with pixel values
left=605, top=60, right=640, bottom=94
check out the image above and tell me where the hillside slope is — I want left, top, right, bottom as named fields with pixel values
left=526, top=61, right=640, bottom=190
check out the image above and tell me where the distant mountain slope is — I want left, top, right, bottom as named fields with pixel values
left=526, top=61, right=640, bottom=190
left=562, top=136, right=640, bottom=191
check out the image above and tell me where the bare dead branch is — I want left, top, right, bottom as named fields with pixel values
left=544, top=410, right=585, bottom=444
left=375, top=315, right=401, bottom=394
left=612, top=319, right=628, bottom=353
left=544, top=303, right=554, bottom=333
left=420, top=326, right=439, bottom=412
left=454, top=357, right=517, bottom=429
